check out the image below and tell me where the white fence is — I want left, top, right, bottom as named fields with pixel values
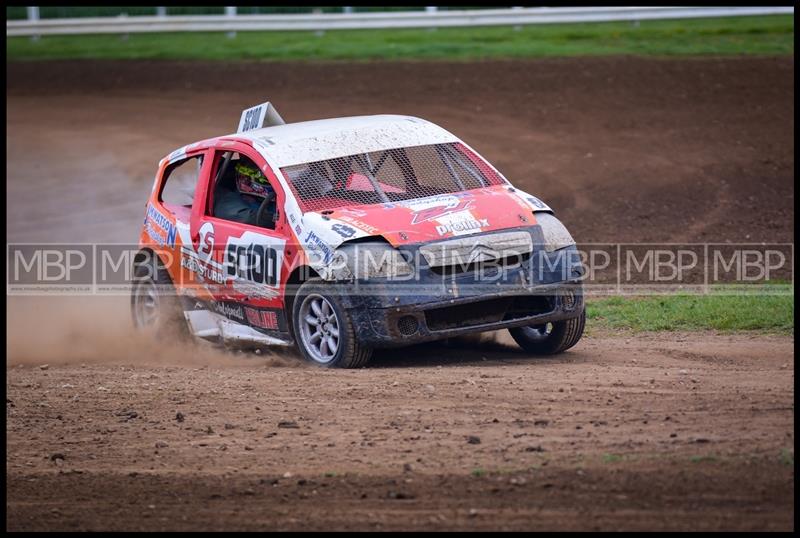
left=7, top=6, right=794, bottom=37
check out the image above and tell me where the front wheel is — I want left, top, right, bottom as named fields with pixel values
left=292, top=279, right=372, bottom=368
left=509, top=309, right=585, bottom=355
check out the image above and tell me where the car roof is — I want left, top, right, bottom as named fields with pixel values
left=230, top=114, right=460, bottom=168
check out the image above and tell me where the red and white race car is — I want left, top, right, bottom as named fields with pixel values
left=131, top=102, right=585, bottom=367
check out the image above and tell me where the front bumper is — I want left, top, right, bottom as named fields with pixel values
left=333, top=238, right=585, bottom=348
left=351, top=281, right=584, bottom=347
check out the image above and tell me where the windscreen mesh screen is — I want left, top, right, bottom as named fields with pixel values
left=282, top=142, right=506, bottom=212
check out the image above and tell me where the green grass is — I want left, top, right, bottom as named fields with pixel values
left=7, top=15, right=794, bottom=62
left=587, top=285, right=794, bottom=334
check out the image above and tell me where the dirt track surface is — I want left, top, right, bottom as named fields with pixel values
left=6, top=331, right=794, bottom=531
left=6, top=57, right=795, bottom=530
left=6, top=56, right=795, bottom=244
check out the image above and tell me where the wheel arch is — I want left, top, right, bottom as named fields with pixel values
left=132, top=247, right=171, bottom=279
left=284, top=264, right=321, bottom=339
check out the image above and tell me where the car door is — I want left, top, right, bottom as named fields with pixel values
left=187, top=141, right=291, bottom=334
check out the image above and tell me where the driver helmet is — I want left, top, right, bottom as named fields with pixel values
left=235, top=161, right=274, bottom=199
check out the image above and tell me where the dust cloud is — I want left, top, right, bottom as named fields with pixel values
left=6, top=295, right=300, bottom=368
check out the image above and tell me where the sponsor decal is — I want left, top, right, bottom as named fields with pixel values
left=336, top=208, right=368, bottom=218
left=337, top=215, right=379, bottom=235
left=179, top=231, right=284, bottom=300
left=303, top=230, right=334, bottom=264
left=400, top=191, right=472, bottom=210
left=245, top=307, right=279, bottom=330
left=144, top=203, right=178, bottom=248
left=180, top=254, right=226, bottom=284
left=436, top=217, right=489, bottom=236
left=215, top=301, right=246, bottom=322
left=331, top=223, right=356, bottom=239
left=197, top=222, right=215, bottom=261
left=295, top=224, right=302, bottom=237
left=509, top=189, right=552, bottom=213
left=411, top=199, right=474, bottom=225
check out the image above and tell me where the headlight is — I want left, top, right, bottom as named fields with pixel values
left=332, top=242, right=414, bottom=279
left=535, top=212, right=575, bottom=252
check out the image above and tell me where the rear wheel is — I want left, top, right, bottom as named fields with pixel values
left=292, top=279, right=372, bottom=368
left=509, top=309, right=585, bottom=355
left=130, top=252, right=188, bottom=338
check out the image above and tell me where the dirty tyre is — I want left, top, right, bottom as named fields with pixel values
left=292, top=279, right=372, bottom=368
left=130, top=252, right=188, bottom=339
left=509, top=309, right=585, bottom=355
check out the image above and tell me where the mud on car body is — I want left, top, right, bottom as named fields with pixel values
left=132, top=102, right=585, bottom=368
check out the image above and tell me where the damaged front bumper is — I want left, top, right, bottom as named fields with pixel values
left=331, top=242, right=585, bottom=348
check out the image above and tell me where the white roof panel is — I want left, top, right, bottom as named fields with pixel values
left=233, top=114, right=460, bottom=167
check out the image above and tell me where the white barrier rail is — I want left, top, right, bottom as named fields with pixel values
left=6, top=6, right=795, bottom=37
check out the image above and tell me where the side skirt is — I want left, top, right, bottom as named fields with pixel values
left=183, top=308, right=293, bottom=349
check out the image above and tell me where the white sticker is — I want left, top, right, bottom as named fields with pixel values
left=224, top=231, right=286, bottom=290
left=237, top=101, right=285, bottom=133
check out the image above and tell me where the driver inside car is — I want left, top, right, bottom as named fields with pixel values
left=214, top=160, right=276, bottom=228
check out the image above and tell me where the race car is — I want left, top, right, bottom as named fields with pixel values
left=131, top=102, right=585, bottom=368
